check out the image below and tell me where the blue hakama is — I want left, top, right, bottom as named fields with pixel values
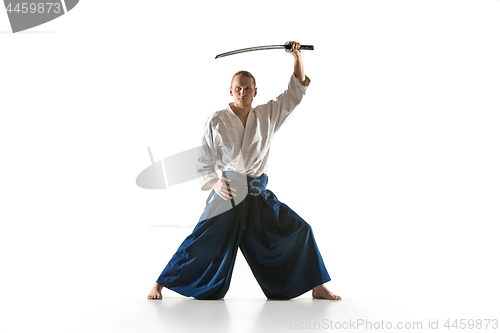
left=156, top=172, right=331, bottom=300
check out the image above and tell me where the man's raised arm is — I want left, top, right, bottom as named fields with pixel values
left=289, top=41, right=310, bottom=87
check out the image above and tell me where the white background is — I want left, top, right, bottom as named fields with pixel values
left=1, top=1, right=499, bottom=332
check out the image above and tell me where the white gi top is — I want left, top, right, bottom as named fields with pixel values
left=197, top=73, right=310, bottom=191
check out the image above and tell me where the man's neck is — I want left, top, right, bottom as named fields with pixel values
left=229, top=102, right=251, bottom=117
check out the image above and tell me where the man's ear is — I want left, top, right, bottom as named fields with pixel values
left=229, top=87, right=233, bottom=96
left=254, top=88, right=257, bottom=97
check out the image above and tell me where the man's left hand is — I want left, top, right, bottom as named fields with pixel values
left=289, top=41, right=302, bottom=57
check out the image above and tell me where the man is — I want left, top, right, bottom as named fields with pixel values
left=148, top=41, right=340, bottom=300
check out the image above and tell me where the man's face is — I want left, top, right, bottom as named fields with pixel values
left=230, top=75, right=257, bottom=108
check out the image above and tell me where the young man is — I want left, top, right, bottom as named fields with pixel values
left=148, top=41, right=340, bottom=300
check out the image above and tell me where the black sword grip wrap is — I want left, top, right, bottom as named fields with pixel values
left=299, top=45, right=314, bottom=51
left=284, top=42, right=314, bottom=52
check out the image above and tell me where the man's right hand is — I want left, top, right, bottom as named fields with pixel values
left=211, top=177, right=237, bottom=201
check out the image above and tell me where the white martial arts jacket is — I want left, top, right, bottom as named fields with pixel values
left=197, top=73, right=310, bottom=191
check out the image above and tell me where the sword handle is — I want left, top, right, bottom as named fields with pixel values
left=222, top=171, right=236, bottom=208
left=284, top=42, right=314, bottom=53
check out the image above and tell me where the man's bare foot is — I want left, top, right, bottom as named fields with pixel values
left=312, top=284, right=341, bottom=300
left=147, top=283, right=163, bottom=299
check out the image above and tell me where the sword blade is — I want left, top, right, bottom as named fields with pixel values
left=215, top=45, right=285, bottom=59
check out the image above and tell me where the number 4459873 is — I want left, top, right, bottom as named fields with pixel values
left=5, top=3, right=62, bottom=14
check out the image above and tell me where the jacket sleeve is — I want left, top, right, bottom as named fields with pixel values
left=197, top=118, right=219, bottom=191
left=266, top=73, right=310, bottom=132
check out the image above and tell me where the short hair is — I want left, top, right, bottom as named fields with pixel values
left=231, top=70, right=256, bottom=88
